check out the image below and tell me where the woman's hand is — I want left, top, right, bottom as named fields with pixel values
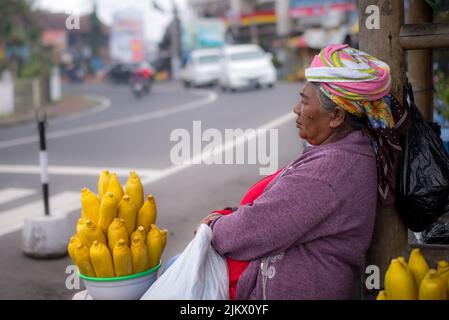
left=194, top=213, right=222, bottom=235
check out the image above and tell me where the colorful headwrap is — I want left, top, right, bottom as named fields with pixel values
left=305, top=44, right=410, bottom=206
left=305, top=44, right=394, bottom=129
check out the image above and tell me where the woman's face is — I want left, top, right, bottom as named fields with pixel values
left=293, top=83, right=336, bottom=145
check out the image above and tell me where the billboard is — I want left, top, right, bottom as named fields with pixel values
left=110, top=11, right=145, bottom=63
left=289, top=0, right=355, bottom=18
left=183, top=18, right=225, bottom=51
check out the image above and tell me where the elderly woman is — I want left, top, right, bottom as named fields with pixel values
left=200, top=44, right=407, bottom=300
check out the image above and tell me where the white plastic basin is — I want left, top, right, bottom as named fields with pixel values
left=78, top=263, right=161, bottom=300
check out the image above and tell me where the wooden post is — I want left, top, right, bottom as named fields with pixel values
left=357, top=0, right=408, bottom=298
left=407, top=0, right=433, bottom=121
left=400, top=23, right=449, bottom=50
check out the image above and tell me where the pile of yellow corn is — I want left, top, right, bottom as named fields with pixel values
left=377, top=248, right=449, bottom=300
left=68, top=170, right=168, bottom=278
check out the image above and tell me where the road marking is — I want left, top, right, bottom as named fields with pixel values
left=48, top=94, right=112, bottom=125
left=0, top=192, right=79, bottom=237
left=0, top=110, right=296, bottom=237
left=0, top=89, right=217, bottom=150
left=0, top=188, right=35, bottom=206
left=0, top=165, right=161, bottom=179
left=140, top=111, right=297, bottom=185
left=0, top=94, right=111, bottom=137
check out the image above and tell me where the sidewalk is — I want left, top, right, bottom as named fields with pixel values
left=0, top=95, right=99, bottom=128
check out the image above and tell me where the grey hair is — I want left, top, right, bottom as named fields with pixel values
left=310, top=82, right=366, bottom=131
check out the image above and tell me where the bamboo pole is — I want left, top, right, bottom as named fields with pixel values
left=407, top=0, right=434, bottom=121
left=400, top=23, right=449, bottom=50
left=357, top=0, right=408, bottom=299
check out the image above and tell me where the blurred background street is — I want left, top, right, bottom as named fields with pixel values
left=0, top=80, right=303, bottom=299
left=0, top=0, right=448, bottom=300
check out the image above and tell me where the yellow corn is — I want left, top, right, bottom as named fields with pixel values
left=113, top=239, right=133, bottom=277
left=81, top=188, right=100, bottom=225
left=76, top=219, right=106, bottom=248
left=107, top=173, right=124, bottom=200
left=108, top=218, right=129, bottom=253
left=73, top=244, right=96, bottom=277
left=130, top=226, right=146, bottom=245
left=68, top=235, right=82, bottom=264
left=131, top=236, right=151, bottom=274
left=97, top=192, right=118, bottom=236
left=118, top=195, right=138, bottom=235
left=408, top=248, right=429, bottom=288
left=98, top=170, right=111, bottom=200
left=137, top=194, right=157, bottom=234
left=160, top=229, right=168, bottom=252
left=436, top=260, right=449, bottom=296
left=419, top=269, right=447, bottom=300
left=90, top=241, right=115, bottom=278
left=385, top=258, right=417, bottom=300
left=146, top=224, right=164, bottom=269
left=125, top=171, right=144, bottom=210
left=376, top=290, right=387, bottom=300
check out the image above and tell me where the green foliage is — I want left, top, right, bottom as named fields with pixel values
left=426, top=0, right=449, bottom=11
left=0, top=0, right=39, bottom=46
left=0, top=0, right=43, bottom=77
left=435, top=72, right=449, bottom=120
left=89, top=0, right=102, bottom=58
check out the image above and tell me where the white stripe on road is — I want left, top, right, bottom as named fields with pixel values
left=139, top=111, right=297, bottom=185
left=0, top=110, right=296, bottom=237
left=49, top=94, right=111, bottom=125
left=0, top=89, right=217, bottom=150
left=0, top=111, right=295, bottom=186
left=0, top=94, right=111, bottom=139
left=0, top=165, right=161, bottom=179
left=0, top=192, right=79, bottom=237
left=0, top=188, right=35, bottom=206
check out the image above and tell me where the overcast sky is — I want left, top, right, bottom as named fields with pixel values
left=36, top=0, right=189, bottom=42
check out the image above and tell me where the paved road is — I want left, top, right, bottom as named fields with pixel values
left=0, top=80, right=305, bottom=299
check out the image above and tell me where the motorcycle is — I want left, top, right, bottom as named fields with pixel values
left=130, top=73, right=145, bottom=99
left=130, top=69, right=153, bottom=99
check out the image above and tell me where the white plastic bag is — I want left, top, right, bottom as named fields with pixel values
left=140, top=224, right=229, bottom=300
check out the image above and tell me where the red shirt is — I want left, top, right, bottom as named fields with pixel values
left=212, top=167, right=285, bottom=300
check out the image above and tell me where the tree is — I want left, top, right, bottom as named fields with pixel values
left=0, top=0, right=41, bottom=76
left=89, top=0, right=102, bottom=59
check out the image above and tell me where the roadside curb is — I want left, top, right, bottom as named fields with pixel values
left=0, top=94, right=110, bottom=129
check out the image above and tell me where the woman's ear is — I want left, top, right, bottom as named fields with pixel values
left=329, top=107, right=346, bottom=129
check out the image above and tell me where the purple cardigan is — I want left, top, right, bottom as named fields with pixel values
left=209, top=130, right=378, bottom=300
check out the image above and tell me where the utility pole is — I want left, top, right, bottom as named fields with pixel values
left=358, top=0, right=407, bottom=299
left=407, top=0, right=433, bottom=121
left=170, top=0, right=183, bottom=80
left=275, top=0, right=291, bottom=80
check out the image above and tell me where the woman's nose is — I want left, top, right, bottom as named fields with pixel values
left=293, top=102, right=301, bottom=115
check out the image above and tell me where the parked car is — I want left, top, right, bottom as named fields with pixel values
left=107, top=63, right=133, bottom=84
left=218, top=44, right=276, bottom=92
left=180, top=48, right=221, bottom=87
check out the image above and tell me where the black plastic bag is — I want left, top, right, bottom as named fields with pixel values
left=397, top=83, right=449, bottom=232
left=422, top=220, right=449, bottom=245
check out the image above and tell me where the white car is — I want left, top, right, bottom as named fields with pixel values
left=218, top=44, right=277, bottom=91
left=181, top=48, right=221, bottom=87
